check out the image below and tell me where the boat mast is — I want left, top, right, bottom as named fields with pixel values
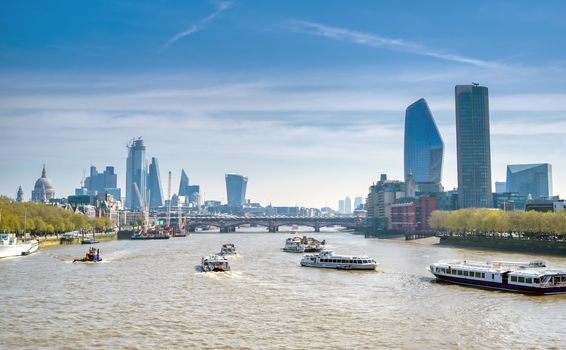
left=167, top=170, right=172, bottom=227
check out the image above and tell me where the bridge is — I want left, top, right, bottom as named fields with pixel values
left=185, top=215, right=365, bottom=233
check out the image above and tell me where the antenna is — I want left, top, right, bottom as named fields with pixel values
left=167, top=171, right=172, bottom=227
left=472, top=82, right=479, bottom=86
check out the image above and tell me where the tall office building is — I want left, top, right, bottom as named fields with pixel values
left=495, top=182, right=507, bottom=194
left=354, top=196, right=363, bottom=210
left=125, top=138, right=148, bottom=209
left=178, top=169, right=189, bottom=197
left=338, top=200, right=345, bottom=214
left=225, top=173, right=247, bottom=207
left=404, top=98, right=444, bottom=184
left=506, top=164, right=552, bottom=198
left=84, top=165, right=119, bottom=198
left=455, top=84, right=492, bottom=208
left=344, top=197, right=352, bottom=214
left=147, top=157, right=164, bottom=208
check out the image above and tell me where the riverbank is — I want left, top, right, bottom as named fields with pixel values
left=438, top=235, right=566, bottom=256
left=38, top=233, right=116, bottom=249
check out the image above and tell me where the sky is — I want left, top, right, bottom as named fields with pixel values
left=1, top=0, right=565, bottom=208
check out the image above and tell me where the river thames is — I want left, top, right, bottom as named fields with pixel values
left=1, top=230, right=565, bottom=349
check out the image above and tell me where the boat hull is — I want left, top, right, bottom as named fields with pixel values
left=300, top=261, right=377, bottom=270
left=432, top=273, right=566, bottom=295
left=131, top=236, right=170, bottom=240
left=0, top=240, right=39, bottom=258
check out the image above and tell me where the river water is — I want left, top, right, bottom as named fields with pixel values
left=1, top=229, right=565, bottom=349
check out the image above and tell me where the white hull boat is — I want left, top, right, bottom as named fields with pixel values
left=0, top=234, right=39, bottom=258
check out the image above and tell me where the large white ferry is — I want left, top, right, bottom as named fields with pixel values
left=300, top=250, right=378, bottom=270
left=429, top=260, right=566, bottom=295
left=201, top=255, right=231, bottom=272
left=0, top=233, right=39, bottom=258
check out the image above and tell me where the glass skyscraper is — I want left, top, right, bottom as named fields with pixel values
left=125, top=138, right=147, bottom=209
left=225, top=173, right=247, bottom=207
left=404, top=98, right=444, bottom=184
left=148, top=157, right=163, bottom=208
left=455, top=84, right=492, bottom=208
left=178, top=169, right=189, bottom=197
left=506, top=163, right=552, bottom=198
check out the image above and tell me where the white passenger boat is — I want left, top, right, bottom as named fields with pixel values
left=300, top=250, right=378, bottom=270
left=220, top=243, right=236, bottom=255
left=282, top=237, right=305, bottom=253
left=0, top=233, right=39, bottom=258
left=201, top=255, right=231, bottom=272
left=429, top=260, right=566, bottom=295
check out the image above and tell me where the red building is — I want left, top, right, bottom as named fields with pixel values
left=418, top=196, right=437, bottom=230
left=390, top=202, right=416, bottom=232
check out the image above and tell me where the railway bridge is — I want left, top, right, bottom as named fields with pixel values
left=185, top=215, right=365, bottom=233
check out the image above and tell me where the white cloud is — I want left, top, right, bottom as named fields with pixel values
left=162, top=1, right=234, bottom=49
left=288, top=20, right=501, bottom=68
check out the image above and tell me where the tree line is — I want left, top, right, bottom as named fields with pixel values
left=0, top=196, right=112, bottom=235
left=429, top=208, right=566, bottom=237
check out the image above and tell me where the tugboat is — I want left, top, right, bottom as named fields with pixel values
left=300, top=250, right=378, bottom=270
left=282, top=237, right=305, bottom=253
left=429, top=260, right=566, bottom=295
left=201, top=255, right=231, bottom=272
left=219, top=243, right=237, bottom=255
left=73, top=247, right=102, bottom=263
left=0, top=233, right=39, bottom=258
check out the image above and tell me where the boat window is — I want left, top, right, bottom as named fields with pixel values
left=457, top=270, right=463, bottom=276
left=332, top=259, right=337, bottom=263
left=525, top=278, right=532, bottom=284
left=475, top=272, right=481, bottom=278
left=482, top=273, right=485, bottom=279
left=363, top=260, right=368, bottom=263
left=492, top=274, right=494, bottom=280
left=510, top=276, right=517, bottom=282
left=518, top=277, right=525, bottom=283
left=534, top=278, right=540, bottom=284
left=463, top=271, right=469, bottom=277
left=341, top=260, right=347, bottom=264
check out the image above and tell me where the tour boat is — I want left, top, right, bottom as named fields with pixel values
left=429, top=260, right=566, bottom=295
left=0, top=233, right=39, bottom=258
left=201, top=255, right=230, bottom=272
left=282, top=237, right=305, bottom=253
left=81, top=238, right=99, bottom=244
left=131, top=230, right=170, bottom=240
left=220, top=243, right=237, bottom=255
left=300, top=250, right=378, bottom=270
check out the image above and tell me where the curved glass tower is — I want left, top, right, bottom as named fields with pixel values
left=404, top=98, right=444, bottom=185
left=225, top=173, right=248, bottom=207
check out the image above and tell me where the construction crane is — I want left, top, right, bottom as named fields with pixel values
left=167, top=171, right=172, bottom=227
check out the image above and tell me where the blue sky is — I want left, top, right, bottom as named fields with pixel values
left=1, top=0, right=565, bottom=207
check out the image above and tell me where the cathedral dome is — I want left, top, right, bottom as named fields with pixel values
left=32, top=165, right=55, bottom=202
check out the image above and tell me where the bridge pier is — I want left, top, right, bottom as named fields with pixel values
left=188, top=227, right=195, bottom=233
left=314, top=223, right=320, bottom=233
left=268, top=225, right=279, bottom=233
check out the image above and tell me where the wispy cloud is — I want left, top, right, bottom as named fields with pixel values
left=162, top=1, right=234, bottom=49
left=288, top=20, right=500, bottom=68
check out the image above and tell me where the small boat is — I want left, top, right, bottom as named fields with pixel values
left=73, top=247, right=102, bottom=263
left=0, top=233, right=39, bottom=258
left=282, top=237, right=305, bottom=253
left=201, top=255, right=230, bottom=272
left=81, top=238, right=99, bottom=244
left=131, top=231, right=170, bottom=240
left=300, top=250, right=378, bottom=270
left=220, top=243, right=237, bottom=255
left=429, top=260, right=566, bottom=295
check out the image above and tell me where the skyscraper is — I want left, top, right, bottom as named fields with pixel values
left=225, top=173, right=247, bottom=207
left=404, top=98, right=444, bottom=184
left=455, top=84, right=492, bottom=208
left=338, top=200, right=345, bottom=214
left=506, top=164, right=552, bottom=198
left=178, top=169, right=189, bottom=197
left=147, top=157, right=163, bottom=208
left=354, top=196, right=363, bottom=210
left=84, top=165, right=119, bottom=197
left=344, top=196, right=352, bottom=214
left=125, top=138, right=147, bottom=209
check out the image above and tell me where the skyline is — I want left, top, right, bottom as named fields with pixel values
left=1, top=0, right=565, bottom=207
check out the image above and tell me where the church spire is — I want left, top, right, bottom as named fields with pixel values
left=42, top=164, right=46, bottom=178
